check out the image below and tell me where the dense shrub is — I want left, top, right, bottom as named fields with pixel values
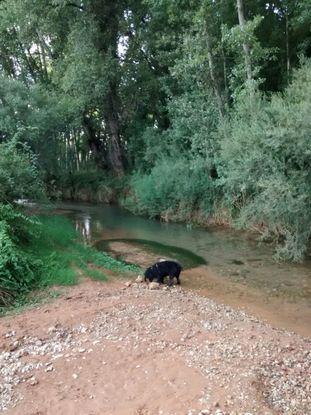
left=219, top=62, right=311, bottom=260
left=0, top=205, right=42, bottom=304
left=0, top=138, right=45, bottom=304
left=125, top=61, right=311, bottom=261
left=125, top=157, right=216, bottom=221
left=0, top=138, right=44, bottom=203
left=47, top=169, right=127, bottom=203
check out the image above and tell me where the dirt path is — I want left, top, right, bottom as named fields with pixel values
left=1, top=279, right=310, bottom=415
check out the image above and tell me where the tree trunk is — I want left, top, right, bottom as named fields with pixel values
left=82, top=115, right=104, bottom=168
left=89, top=0, right=124, bottom=176
left=205, top=28, right=225, bottom=117
left=236, top=0, right=253, bottom=82
left=105, top=86, right=124, bottom=176
left=219, top=0, right=229, bottom=106
left=221, top=44, right=229, bottom=105
left=285, top=10, right=290, bottom=82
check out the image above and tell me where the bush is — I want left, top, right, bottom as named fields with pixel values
left=125, top=157, right=216, bottom=221
left=219, top=61, right=311, bottom=261
left=0, top=137, right=44, bottom=203
left=47, top=169, right=127, bottom=203
left=0, top=205, right=42, bottom=304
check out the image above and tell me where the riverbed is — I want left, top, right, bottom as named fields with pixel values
left=54, top=202, right=311, bottom=337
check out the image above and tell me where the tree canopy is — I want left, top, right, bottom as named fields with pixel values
left=0, top=0, right=310, bottom=260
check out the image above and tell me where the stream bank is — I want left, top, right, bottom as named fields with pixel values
left=55, top=202, right=311, bottom=337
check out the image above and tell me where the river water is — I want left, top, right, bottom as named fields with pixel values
left=55, top=201, right=311, bottom=336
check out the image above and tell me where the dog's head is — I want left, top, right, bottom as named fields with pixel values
left=144, top=266, right=155, bottom=282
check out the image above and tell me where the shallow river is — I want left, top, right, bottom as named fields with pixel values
left=55, top=202, right=311, bottom=337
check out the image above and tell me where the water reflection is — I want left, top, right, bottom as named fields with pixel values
left=75, top=214, right=91, bottom=241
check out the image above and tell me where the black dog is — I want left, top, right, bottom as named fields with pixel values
left=144, top=260, right=182, bottom=286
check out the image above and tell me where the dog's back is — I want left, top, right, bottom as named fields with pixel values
left=144, top=260, right=182, bottom=285
left=156, top=260, right=182, bottom=275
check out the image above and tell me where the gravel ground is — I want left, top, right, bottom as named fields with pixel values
left=0, top=280, right=310, bottom=415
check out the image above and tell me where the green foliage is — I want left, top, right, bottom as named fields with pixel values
left=0, top=205, right=42, bottom=304
left=0, top=137, right=44, bottom=203
left=49, top=169, right=128, bottom=203
left=165, top=89, right=219, bottom=156
left=222, top=15, right=270, bottom=90
left=0, top=212, right=139, bottom=307
left=59, top=21, right=110, bottom=108
left=0, top=0, right=310, bottom=261
left=126, top=157, right=216, bottom=220
left=220, top=61, right=311, bottom=261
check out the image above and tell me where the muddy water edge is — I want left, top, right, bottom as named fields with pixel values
left=54, top=202, right=311, bottom=337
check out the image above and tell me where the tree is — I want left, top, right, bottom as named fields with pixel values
left=236, top=0, right=253, bottom=82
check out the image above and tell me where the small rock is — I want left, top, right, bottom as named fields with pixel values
left=5, top=330, right=16, bottom=338
left=136, top=275, right=144, bottom=283
left=9, top=341, right=19, bottom=352
left=45, top=365, right=54, bottom=372
left=125, top=281, right=132, bottom=287
left=72, top=373, right=78, bottom=379
left=28, top=377, right=39, bottom=386
left=52, top=354, right=63, bottom=360
left=149, top=282, right=160, bottom=290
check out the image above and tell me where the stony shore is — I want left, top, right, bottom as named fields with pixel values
left=0, top=279, right=310, bottom=414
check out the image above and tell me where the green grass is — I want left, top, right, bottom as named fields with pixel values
left=27, top=215, right=140, bottom=287
left=0, top=213, right=140, bottom=311
left=84, top=267, right=108, bottom=281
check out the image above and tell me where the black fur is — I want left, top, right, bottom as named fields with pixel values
left=144, top=260, right=182, bottom=286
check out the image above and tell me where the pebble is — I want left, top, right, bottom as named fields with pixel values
left=149, top=282, right=160, bottom=290
left=136, top=275, right=144, bottom=283
left=28, top=377, right=39, bottom=386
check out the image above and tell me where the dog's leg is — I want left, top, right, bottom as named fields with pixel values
left=168, top=275, right=174, bottom=286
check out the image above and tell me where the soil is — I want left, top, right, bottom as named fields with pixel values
left=0, top=277, right=310, bottom=415
left=107, top=241, right=311, bottom=338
